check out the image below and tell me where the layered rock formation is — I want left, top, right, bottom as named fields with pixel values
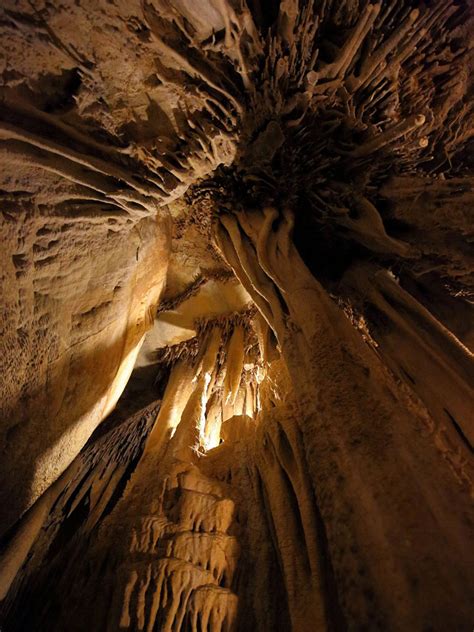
left=1, top=0, right=473, bottom=630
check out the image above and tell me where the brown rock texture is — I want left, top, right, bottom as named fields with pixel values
left=1, top=0, right=473, bottom=630
left=0, top=208, right=169, bottom=535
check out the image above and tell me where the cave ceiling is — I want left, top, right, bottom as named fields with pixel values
left=1, top=0, right=472, bottom=302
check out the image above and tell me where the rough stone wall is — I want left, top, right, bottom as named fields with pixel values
left=0, top=0, right=241, bottom=535
left=0, top=211, right=170, bottom=536
left=214, top=206, right=474, bottom=629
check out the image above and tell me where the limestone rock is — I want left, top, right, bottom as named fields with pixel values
left=1, top=0, right=473, bottom=630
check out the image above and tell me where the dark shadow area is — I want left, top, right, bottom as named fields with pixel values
left=90, top=362, right=169, bottom=440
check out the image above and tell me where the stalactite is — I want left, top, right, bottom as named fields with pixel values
left=224, top=326, right=246, bottom=406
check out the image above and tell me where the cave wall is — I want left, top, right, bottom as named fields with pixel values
left=213, top=206, right=474, bottom=630
left=0, top=0, right=241, bottom=536
left=0, top=210, right=170, bottom=536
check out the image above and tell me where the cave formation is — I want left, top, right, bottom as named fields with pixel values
left=0, top=0, right=473, bottom=630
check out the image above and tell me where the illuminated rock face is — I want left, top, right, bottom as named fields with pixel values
left=1, top=0, right=474, bottom=630
left=0, top=211, right=170, bottom=535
